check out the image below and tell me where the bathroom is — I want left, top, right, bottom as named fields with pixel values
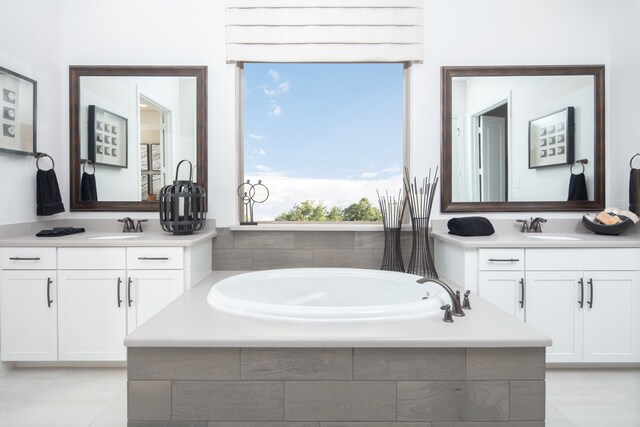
left=0, top=0, right=639, bottom=425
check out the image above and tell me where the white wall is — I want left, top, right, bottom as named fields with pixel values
left=1, top=0, right=638, bottom=226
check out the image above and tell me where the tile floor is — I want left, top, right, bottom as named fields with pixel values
left=0, top=367, right=637, bottom=426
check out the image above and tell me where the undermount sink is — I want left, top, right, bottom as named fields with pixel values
left=524, top=234, right=583, bottom=241
left=89, top=234, right=141, bottom=240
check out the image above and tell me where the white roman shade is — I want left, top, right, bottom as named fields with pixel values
left=226, top=0, right=424, bottom=63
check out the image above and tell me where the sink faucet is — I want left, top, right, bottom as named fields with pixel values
left=416, top=277, right=466, bottom=319
left=529, top=217, right=547, bottom=233
left=516, top=219, right=529, bottom=232
left=118, top=217, right=135, bottom=232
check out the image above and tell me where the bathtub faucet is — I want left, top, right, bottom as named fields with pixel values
left=416, top=277, right=465, bottom=318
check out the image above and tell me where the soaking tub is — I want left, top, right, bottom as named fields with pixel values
left=206, top=268, right=449, bottom=321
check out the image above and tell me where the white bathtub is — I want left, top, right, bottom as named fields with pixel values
left=206, top=268, right=449, bottom=321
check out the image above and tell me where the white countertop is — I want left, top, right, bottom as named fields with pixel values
left=124, top=271, right=552, bottom=348
left=0, top=229, right=217, bottom=247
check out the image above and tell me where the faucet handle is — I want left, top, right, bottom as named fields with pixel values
left=118, top=217, right=133, bottom=232
left=440, top=305, right=454, bottom=323
left=516, top=219, right=529, bottom=233
left=462, top=290, right=472, bottom=310
left=135, top=219, right=148, bottom=232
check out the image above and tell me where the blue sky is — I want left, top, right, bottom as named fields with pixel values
left=244, top=63, right=404, bottom=219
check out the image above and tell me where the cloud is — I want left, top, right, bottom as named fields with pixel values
left=262, top=86, right=277, bottom=97
left=279, top=81, right=291, bottom=93
left=252, top=148, right=267, bottom=156
left=248, top=133, right=266, bottom=141
left=268, top=102, right=282, bottom=117
left=360, top=172, right=378, bottom=179
left=382, top=165, right=401, bottom=174
left=244, top=172, right=404, bottom=221
left=254, top=164, right=273, bottom=173
left=268, top=69, right=280, bottom=82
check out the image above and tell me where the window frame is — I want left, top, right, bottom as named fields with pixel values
left=236, top=62, right=412, bottom=225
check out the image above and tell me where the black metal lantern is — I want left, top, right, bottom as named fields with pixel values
left=159, top=160, right=206, bottom=235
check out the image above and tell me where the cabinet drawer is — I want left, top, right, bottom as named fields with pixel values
left=58, top=248, right=126, bottom=270
left=526, top=248, right=640, bottom=271
left=478, top=248, right=525, bottom=270
left=0, top=248, right=56, bottom=270
left=127, top=247, right=183, bottom=270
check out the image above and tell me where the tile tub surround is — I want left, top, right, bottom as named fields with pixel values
left=125, top=272, right=551, bottom=425
left=212, top=227, right=428, bottom=271
left=128, top=347, right=546, bottom=424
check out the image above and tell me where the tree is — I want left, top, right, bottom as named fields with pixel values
left=342, top=198, right=382, bottom=221
left=274, top=198, right=382, bottom=222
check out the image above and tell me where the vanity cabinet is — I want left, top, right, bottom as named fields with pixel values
left=436, top=242, right=640, bottom=364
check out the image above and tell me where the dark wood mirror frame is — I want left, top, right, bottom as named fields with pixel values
left=441, top=65, right=605, bottom=212
left=69, top=65, right=208, bottom=211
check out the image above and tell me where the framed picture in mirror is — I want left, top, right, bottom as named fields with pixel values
left=528, top=106, right=574, bottom=168
left=88, top=104, right=128, bottom=168
left=0, top=66, right=36, bottom=156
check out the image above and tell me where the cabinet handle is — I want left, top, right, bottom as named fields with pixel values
left=117, top=278, right=123, bottom=307
left=587, top=278, right=594, bottom=308
left=578, top=278, right=584, bottom=308
left=137, top=257, right=169, bottom=261
left=9, top=257, right=41, bottom=261
left=46, top=277, right=53, bottom=307
left=127, top=278, right=133, bottom=307
left=488, top=258, right=520, bottom=262
left=518, top=278, right=525, bottom=309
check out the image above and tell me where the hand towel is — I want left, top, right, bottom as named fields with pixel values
left=630, top=168, right=640, bottom=215
left=36, top=227, right=85, bottom=237
left=568, top=172, right=588, bottom=201
left=36, top=169, right=65, bottom=216
left=447, top=216, right=495, bottom=236
left=80, top=171, right=98, bottom=201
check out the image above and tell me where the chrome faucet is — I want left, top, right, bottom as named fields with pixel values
left=417, top=277, right=467, bottom=319
left=118, top=217, right=135, bottom=232
left=529, top=217, right=547, bottom=233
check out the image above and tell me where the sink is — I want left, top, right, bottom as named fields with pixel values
left=89, top=234, right=141, bottom=240
left=524, top=234, right=583, bottom=241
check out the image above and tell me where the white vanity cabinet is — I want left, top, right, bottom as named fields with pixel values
left=436, top=241, right=640, bottom=364
left=0, top=248, right=57, bottom=361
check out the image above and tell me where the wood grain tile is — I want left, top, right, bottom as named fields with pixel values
left=252, top=249, right=313, bottom=270
left=354, top=348, right=465, bottom=380
left=242, top=348, right=352, bottom=380
left=312, top=249, right=374, bottom=269
left=234, top=231, right=294, bottom=249
left=509, top=381, right=545, bottom=421
left=128, top=347, right=240, bottom=380
left=294, top=232, right=355, bottom=249
left=466, top=348, right=545, bottom=380
left=128, top=381, right=171, bottom=421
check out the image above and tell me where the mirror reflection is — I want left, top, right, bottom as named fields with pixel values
left=69, top=66, right=207, bottom=212
left=441, top=65, right=605, bottom=212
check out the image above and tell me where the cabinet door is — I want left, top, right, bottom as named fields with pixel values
left=583, top=271, right=640, bottom=363
left=525, top=271, right=583, bottom=363
left=126, top=270, right=184, bottom=333
left=477, top=271, right=525, bottom=321
left=0, top=270, right=58, bottom=361
left=57, top=270, right=127, bottom=361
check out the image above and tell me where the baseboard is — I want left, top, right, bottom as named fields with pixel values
left=15, top=361, right=127, bottom=368
left=547, top=362, right=640, bottom=369
left=0, top=361, right=16, bottom=376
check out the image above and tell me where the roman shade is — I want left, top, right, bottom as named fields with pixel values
left=226, top=0, right=424, bottom=63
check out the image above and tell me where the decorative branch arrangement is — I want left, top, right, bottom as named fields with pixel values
left=376, top=189, right=406, bottom=272
left=403, top=167, right=439, bottom=278
left=237, top=179, right=269, bottom=225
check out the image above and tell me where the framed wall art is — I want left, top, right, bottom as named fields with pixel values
left=88, top=105, right=128, bottom=168
left=529, top=106, right=575, bottom=168
left=0, top=66, right=36, bottom=155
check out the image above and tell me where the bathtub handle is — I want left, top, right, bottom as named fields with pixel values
left=587, top=278, right=594, bottom=309
left=578, top=278, right=584, bottom=308
left=518, top=278, right=525, bottom=309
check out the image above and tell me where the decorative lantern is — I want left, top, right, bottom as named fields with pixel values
left=159, top=160, right=206, bottom=235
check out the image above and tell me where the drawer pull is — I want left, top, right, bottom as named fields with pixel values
left=9, top=257, right=41, bottom=261
left=127, top=278, right=133, bottom=307
left=117, top=278, right=123, bottom=308
left=587, top=278, right=594, bottom=308
left=137, top=257, right=169, bottom=261
left=578, top=278, right=584, bottom=308
left=487, top=258, right=520, bottom=262
left=46, top=277, right=53, bottom=307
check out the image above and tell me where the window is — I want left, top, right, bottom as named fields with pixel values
left=241, top=63, right=406, bottom=222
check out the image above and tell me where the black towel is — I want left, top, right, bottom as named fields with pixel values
left=630, top=169, right=640, bottom=215
left=36, top=169, right=65, bottom=216
left=36, top=227, right=85, bottom=237
left=568, top=173, right=588, bottom=201
left=447, top=216, right=495, bottom=236
left=80, top=172, right=98, bottom=201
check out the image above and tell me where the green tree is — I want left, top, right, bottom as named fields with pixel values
left=342, top=197, right=382, bottom=221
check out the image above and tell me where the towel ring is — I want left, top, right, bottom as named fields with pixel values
left=35, top=153, right=55, bottom=171
left=630, top=153, right=640, bottom=169
left=570, top=162, right=585, bottom=175
left=82, top=160, right=95, bottom=175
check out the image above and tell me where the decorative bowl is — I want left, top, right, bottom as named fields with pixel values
left=581, top=214, right=635, bottom=235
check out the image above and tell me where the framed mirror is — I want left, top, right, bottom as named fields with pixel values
left=441, top=65, right=604, bottom=212
left=69, top=66, right=207, bottom=211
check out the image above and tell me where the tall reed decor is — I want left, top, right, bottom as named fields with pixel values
left=159, top=160, right=206, bottom=235
left=376, top=190, right=406, bottom=272
left=404, top=167, right=439, bottom=278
